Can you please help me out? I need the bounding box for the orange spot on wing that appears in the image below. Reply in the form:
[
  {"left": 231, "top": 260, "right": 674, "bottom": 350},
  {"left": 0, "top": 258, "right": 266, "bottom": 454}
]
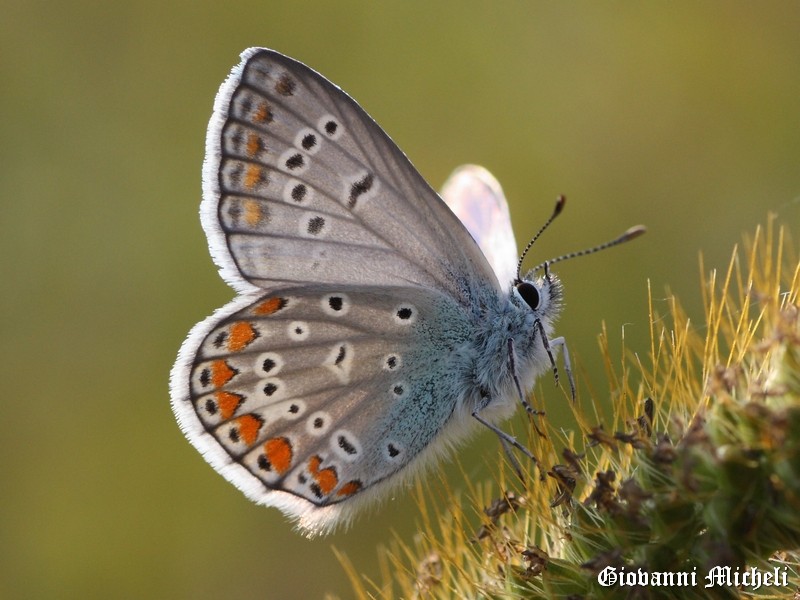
[
  {"left": 308, "top": 455, "right": 322, "bottom": 473},
  {"left": 211, "top": 360, "right": 237, "bottom": 388},
  {"left": 233, "top": 414, "right": 263, "bottom": 446},
  {"left": 319, "top": 471, "right": 339, "bottom": 495},
  {"left": 336, "top": 480, "right": 362, "bottom": 498},
  {"left": 254, "top": 297, "right": 287, "bottom": 315},
  {"left": 253, "top": 102, "right": 273, "bottom": 124},
  {"left": 246, "top": 132, "right": 262, "bottom": 157},
  {"left": 308, "top": 455, "right": 339, "bottom": 495},
  {"left": 228, "top": 321, "right": 257, "bottom": 351},
  {"left": 215, "top": 391, "right": 245, "bottom": 420},
  {"left": 243, "top": 200, "right": 262, "bottom": 227},
  {"left": 244, "top": 164, "right": 264, "bottom": 190},
  {"left": 264, "top": 437, "right": 293, "bottom": 474}
]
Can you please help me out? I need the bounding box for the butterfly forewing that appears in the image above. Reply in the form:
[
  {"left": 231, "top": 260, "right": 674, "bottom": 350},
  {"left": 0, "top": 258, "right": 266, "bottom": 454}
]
[
  {"left": 440, "top": 165, "right": 518, "bottom": 287},
  {"left": 204, "top": 48, "right": 497, "bottom": 301}
]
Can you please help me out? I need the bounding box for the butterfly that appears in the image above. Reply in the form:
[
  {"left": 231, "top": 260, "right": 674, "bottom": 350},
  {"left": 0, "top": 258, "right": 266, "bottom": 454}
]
[{"left": 170, "top": 48, "right": 644, "bottom": 536}]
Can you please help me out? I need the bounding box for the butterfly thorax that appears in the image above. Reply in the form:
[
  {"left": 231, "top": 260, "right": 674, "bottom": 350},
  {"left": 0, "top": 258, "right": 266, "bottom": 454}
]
[{"left": 458, "top": 273, "right": 563, "bottom": 423}]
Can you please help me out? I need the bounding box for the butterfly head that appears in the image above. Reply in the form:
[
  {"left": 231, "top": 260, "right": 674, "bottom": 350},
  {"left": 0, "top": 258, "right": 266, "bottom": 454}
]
[{"left": 512, "top": 268, "right": 563, "bottom": 323}]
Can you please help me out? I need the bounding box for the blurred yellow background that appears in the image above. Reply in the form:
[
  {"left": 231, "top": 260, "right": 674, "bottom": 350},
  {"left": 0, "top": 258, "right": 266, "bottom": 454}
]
[{"left": 2, "top": 2, "right": 799, "bottom": 598}]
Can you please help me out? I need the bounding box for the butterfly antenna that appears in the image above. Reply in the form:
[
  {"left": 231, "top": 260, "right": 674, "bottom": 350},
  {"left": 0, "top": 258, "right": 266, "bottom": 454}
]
[
  {"left": 515, "top": 195, "right": 567, "bottom": 280},
  {"left": 530, "top": 224, "right": 647, "bottom": 273}
]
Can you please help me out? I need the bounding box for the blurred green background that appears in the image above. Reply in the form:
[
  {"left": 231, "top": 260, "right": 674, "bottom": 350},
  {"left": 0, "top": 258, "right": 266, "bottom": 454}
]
[{"left": 2, "top": 1, "right": 799, "bottom": 598}]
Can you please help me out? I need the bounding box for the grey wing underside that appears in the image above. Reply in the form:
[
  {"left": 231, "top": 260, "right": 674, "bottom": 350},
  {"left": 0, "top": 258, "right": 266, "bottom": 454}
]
[
  {"left": 202, "top": 48, "right": 499, "bottom": 304},
  {"left": 172, "top": 284, "right": 477, "bottom": 519}
]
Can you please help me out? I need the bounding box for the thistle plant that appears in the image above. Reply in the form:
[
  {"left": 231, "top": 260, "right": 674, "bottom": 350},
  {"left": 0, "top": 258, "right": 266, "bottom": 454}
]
[{"left": 338, "top": 217, "right": 800, "bottom": 599}]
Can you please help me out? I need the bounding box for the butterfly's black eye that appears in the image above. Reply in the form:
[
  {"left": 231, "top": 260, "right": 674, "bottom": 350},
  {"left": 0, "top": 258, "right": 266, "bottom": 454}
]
[{"left": 516, "top": 282, "right": 540, "bottom": 310}]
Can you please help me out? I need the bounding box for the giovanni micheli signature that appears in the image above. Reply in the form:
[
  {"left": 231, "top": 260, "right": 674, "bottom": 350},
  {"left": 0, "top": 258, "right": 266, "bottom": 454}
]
[{"left": 597, "top": 565, "right": 789, "bottom": 591}]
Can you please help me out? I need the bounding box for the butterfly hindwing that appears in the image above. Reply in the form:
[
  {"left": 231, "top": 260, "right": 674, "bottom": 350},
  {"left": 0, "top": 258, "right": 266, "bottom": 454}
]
[
  {"left": 203, "top": 48, "right": 498, "bottom": 301},
  {"left": 173, "top": 284, "right": 475, "bottom": 533}
]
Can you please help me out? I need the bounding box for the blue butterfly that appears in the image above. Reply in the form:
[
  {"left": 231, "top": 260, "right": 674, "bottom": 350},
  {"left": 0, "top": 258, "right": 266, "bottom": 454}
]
[{"left": 170, "top": 48, "right": 644, "bottom": 536}]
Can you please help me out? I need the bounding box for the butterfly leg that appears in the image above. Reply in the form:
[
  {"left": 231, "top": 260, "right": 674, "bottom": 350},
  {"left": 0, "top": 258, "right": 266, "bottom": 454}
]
[
  {"left": 472, "top": 410, "right": 539, "bottom": 468},
  {"left": 507, "top": 339, "right": 547, "bottom": 440},
  {"left": 506, "top": 338, "right": 545, "bottom": 418},
  {"left": 499, "top": 436, "right": 528, "bottom": 486},
  {"left": 549, "top": 336, "right": 576, "bottom": 401},
  {"left": 534, "top": 319, "right": 559, "bottom": 386},
  {"left": 535, "top": 321, "right": 576, "bottom": 402}
]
